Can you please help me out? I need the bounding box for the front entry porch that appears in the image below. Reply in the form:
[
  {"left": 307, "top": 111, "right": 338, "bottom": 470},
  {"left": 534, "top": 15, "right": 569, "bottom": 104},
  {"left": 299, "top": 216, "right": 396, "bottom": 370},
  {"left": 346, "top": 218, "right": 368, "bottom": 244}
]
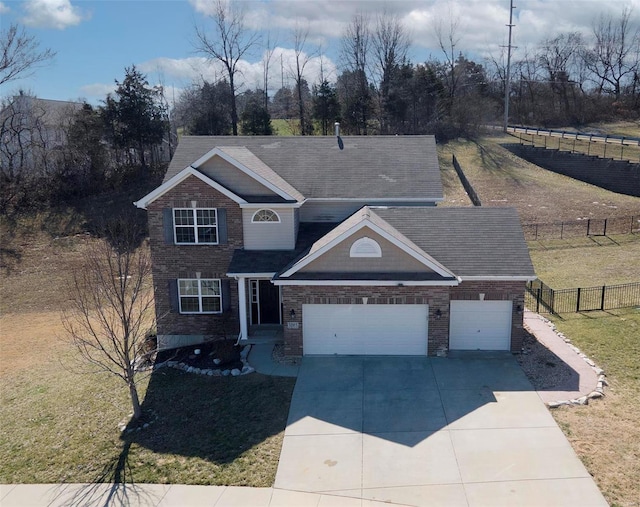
[{"left": 235, "top": 276, "right": 282, "bottom": 343}]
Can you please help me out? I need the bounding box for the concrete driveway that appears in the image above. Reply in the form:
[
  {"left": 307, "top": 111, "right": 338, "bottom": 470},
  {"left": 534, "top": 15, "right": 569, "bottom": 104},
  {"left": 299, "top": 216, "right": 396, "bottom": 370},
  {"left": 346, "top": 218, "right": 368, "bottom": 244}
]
[{"left": 275, "top": 353, "right": 608, "bottom": 507}]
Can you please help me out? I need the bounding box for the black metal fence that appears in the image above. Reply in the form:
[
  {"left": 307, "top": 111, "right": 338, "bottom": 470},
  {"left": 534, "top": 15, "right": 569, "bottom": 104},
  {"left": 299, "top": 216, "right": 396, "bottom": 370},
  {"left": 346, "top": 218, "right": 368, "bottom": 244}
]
[
  {"left": 525, "top": 279, "right": 640, "bottom": 314},
  {"left": 523, "top": 215, "right": 640, "bottom": 241}
]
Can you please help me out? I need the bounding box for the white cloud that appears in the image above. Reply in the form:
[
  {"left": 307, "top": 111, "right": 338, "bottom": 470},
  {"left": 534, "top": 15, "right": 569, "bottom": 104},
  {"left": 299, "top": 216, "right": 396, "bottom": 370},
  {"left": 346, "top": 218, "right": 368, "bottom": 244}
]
[
  {"left": 220, "top": 0, "right": 640, "bottom": 62},
  {"left": 79, "top": 83, "right": 116, "bottom": 99},
  {"left": 22, "top": 0, "right": 85, "bottom": 30},
  {"left": 0, "top": 2, "right": 10, "bottom": 14},
  {"left": 139, "top": 49, "right": 339, "bottom": 96}
]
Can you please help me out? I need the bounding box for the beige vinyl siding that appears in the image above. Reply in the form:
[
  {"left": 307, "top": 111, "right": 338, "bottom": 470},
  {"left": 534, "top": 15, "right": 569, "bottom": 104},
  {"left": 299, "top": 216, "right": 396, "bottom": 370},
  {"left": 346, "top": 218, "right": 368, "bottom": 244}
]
[
  {"left": 198, "top": 156, "right": 279, "bottom": 198},
  {"left": 299, "top": 229, "right": 432, "bottom": 273},
  {"left": 242, "top": 207, "right": 296, "bottom": 250}
]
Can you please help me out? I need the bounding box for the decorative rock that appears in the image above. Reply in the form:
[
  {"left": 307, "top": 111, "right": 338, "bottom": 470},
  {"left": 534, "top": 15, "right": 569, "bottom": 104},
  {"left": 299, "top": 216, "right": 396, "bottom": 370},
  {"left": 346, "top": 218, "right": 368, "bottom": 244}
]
[
  {"left": 222, "top": 369, "right": 230, "bottom": 376},
  {"left": 548, "top": 401, "right": 569, "bottom": 408},
  {"left": 588, "top": 391, "right": 604, "bottom": 399},
  {"left": 584, "top": 358, "right": 596, "bottom": 367},
  {"left": 595, "top": 368, "right": 605, "bottom": 376},
  {"left": 240, "top": 346, "right": 251, "bottom": 359},
  {"left": 231, "top": 368, "right": 241, "bottom": 376},
  {"left": 213, "top": 358, "right": 222, "bottom": 365},
  {"left": 207, "top": 370, "right": 214, "bottom": 376},
  {"left": 241, "top": 365, "right": 255, "bottom": 374},
  {"left": 571, "top": 396, "right": 589, "bottom": 405}
]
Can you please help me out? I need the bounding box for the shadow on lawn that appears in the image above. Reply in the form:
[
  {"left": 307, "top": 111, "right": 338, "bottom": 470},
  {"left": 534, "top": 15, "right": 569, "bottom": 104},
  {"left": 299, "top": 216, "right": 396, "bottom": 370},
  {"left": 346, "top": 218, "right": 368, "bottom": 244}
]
[{"left": 126, "top": 367, "right": 295, "bottom": 463}]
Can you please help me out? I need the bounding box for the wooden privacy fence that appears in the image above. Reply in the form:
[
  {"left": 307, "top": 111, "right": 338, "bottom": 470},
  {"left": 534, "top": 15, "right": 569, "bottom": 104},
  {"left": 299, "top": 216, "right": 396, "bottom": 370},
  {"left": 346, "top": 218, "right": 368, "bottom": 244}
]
[
  {"left": 525, "top": 280, "right": 640, "bottom": 314},
  {"left": 523, "top": 215, "right": 640, "bottom": 240}
]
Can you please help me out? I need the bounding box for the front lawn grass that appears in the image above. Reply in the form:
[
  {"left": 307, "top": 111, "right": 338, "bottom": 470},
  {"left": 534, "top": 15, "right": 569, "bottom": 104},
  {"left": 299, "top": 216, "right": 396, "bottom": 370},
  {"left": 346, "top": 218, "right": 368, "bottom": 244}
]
[
  {"left": 0, "top": 221, "right": 296, "bottom": 486},
  {"left": 547, "top": 308, "right": 640, "bottom": 507},
  {"left": 0, "top": 347, "right": 295, "bottom": 485}
]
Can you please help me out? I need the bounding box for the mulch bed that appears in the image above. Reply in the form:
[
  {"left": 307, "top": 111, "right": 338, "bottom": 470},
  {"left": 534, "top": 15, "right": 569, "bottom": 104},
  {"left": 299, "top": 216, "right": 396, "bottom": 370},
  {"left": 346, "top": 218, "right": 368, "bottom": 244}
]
[{"left": 154, "top": 339, "right": 244, "bottom": 371}]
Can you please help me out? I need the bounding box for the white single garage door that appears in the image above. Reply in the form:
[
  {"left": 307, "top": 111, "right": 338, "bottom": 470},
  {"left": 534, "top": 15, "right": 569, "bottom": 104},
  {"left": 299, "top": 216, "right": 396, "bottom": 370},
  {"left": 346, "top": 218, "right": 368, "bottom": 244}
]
[
  {"left": 449, "top": 300, "right": 512, "bottom": 350},
  {"left": 302, "top": 304, "right": 428, "bottom": 355}
]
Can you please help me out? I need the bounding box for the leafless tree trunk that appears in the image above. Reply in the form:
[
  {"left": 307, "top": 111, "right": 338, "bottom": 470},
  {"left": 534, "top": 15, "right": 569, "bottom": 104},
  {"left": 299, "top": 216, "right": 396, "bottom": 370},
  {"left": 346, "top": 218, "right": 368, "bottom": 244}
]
[
  {"left": 290, "top": 24, "right": 316, "bottom": 135},
  {"left": 341, "top": 12, "right": 372, "bottom": 135},
  {"left": 0, "top": 93, "right": 49, "bottom": 210},
  {"left": 194, "top": 0, "right": 260, "bottom": 136},
  {"left": 372, "top": 10, "right": 411, "bottom": 134},
  {"left": 0, "top": 23, "right": 55, "bottom": 86},
  {"left": 262, "top": 32, "right": 277, "bottom": 112},
  {"left": 582, "top": 6, "right": 639, "bottom": 99},
  {"left": 434, "top": 10, "right": 462, "bottom": 100},
  {"left": 62, "top": 220, "right": 155, "bottom": 421}
]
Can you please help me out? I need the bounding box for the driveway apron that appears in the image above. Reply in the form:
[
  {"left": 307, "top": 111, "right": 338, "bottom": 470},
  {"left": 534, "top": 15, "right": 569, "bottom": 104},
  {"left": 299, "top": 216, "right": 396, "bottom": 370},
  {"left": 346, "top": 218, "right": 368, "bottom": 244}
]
[{"left": 275, "top": 354, "right": 608, "bottom": 507}]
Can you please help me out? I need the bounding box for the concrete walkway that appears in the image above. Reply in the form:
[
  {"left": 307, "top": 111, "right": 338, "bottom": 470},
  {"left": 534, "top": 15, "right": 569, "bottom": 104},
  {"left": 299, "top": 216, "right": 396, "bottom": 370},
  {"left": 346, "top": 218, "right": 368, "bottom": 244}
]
[
  {"left": 0, "top": 483, "right": 410, "bottom": 506},
  {"left": 523, "top": 310, "right": 601, "bottom": 404}
]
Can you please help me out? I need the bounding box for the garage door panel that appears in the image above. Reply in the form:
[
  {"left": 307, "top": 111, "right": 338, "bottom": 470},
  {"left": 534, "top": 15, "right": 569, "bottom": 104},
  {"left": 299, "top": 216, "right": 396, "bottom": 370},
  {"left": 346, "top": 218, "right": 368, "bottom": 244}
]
[
  {"left": 303, "top": 304, "right": 428, "bottom": 356},
  {"left": 449, "top": 301, "right": 512, "bottom": 351}
]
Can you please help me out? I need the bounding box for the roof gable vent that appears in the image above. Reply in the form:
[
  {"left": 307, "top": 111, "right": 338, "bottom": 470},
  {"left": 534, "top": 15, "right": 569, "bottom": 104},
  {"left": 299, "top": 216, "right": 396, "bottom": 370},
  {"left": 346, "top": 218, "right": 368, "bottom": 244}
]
[{"left": 350, "top": 237, "right": 382, "bottom": 258}]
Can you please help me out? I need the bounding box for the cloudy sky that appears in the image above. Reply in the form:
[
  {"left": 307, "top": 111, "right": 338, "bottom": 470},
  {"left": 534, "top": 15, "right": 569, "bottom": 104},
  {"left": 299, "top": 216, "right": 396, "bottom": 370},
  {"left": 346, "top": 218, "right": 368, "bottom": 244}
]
[{"left": 1, "top": 0, "right": 638, "bottom": 104}]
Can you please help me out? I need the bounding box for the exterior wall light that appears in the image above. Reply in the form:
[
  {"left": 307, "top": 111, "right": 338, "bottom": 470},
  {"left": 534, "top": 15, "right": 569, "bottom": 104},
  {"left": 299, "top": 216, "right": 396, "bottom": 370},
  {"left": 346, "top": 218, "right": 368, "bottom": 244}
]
[
  {"left": 435, "top": 309, "right": 442, "bottom": 320},
  {"left": 290, "top": 309, "right": 296, "bottom": 319}
]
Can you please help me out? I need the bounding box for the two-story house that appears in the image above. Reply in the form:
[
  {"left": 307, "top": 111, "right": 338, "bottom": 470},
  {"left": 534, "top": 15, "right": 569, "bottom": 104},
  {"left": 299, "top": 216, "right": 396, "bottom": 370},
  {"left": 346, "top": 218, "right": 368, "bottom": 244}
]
[{"left": 135, "top": 135, "right": 535, "bottom": 357}]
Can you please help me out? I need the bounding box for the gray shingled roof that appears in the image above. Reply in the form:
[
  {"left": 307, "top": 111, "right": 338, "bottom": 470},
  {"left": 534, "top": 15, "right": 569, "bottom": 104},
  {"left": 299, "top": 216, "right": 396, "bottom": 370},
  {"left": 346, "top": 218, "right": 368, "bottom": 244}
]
[
  {"left": 234, "top": 207, "right": 534, "bottom": 280},
  {"left": 165, "top": 136, "right": 443, "bottom": 200},
  {"left": 372, "top": 207, "right": 535, "bottom": 278}
]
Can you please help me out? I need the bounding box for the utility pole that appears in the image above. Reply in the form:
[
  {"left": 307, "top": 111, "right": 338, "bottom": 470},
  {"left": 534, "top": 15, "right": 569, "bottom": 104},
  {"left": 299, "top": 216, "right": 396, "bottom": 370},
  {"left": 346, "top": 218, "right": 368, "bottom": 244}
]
[{"left": 503, "top": 0, "right": 516, "bottom": 132}]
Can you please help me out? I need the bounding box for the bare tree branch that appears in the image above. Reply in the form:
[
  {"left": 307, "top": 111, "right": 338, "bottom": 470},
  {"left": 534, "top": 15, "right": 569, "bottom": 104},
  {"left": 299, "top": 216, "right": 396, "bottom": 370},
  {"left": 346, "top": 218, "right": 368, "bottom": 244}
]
[
  {"left": 1, "top": 23, "right": 55, "bottom": 86},
  {"left": 62, "top": 219, "right": 155, "bottom": 421},
  {"left": 193, "top": 0, "right": 260, "bottom": 135}
]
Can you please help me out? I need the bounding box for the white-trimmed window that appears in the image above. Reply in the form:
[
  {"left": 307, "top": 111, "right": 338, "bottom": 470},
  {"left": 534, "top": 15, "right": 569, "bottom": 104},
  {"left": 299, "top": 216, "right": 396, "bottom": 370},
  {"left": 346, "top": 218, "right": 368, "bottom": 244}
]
[
  {"left": 178, "top": 279, "right": 222, "bottom": 313},
  {"left": 350, "top": 237, "right": 382, "bottom": 258},
  {"left": 251, "top": 209, "right": 280, "bottom": 223},
  {"left": 174, "top": 208, "right": 218, "bottom": 244}
]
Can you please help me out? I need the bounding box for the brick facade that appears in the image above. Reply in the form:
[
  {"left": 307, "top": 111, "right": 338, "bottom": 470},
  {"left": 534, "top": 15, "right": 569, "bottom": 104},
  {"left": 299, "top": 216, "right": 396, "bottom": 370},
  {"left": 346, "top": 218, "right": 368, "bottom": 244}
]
[
  {"left": 147, "top": 175, "right": 243, "bottom": 343},
  {"left": 451, "top": 281, "right": 527, "bottom": 353},
  {"left": 144, "top": 176, "right": 527, "bottom": 355},
  {"left": 281, "top": 285, "right": 451, "bottom": 356},
  {"left": 281, "top": 281, "right": 526, "bottom": 357}
]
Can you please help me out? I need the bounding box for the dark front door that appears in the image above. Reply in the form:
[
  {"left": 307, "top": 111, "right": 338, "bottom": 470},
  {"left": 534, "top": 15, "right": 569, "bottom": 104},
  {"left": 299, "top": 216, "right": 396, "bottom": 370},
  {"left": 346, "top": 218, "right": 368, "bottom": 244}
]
[{"left": 258, "top": 280, "right": 281, "bottom": 324}]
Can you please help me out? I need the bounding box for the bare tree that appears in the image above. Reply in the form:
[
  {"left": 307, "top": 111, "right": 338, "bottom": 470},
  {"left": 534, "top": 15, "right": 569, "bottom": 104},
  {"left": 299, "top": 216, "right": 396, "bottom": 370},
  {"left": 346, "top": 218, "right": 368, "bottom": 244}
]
[
  {"left": 290, "top": 23, "right": 316, "bottom": 135},
  {"left": 1, "top": 23, "right": 55, "bottom": 86},
  {"left": 0, "top": 93, "right": 50, "bottom": 210},
  {"left": 341, "top": 12, "right": 372, "bottom": 134},
  {"left": 538, "top": 32, "right": 584, "bottom": 121},
  {"left": 62, "top": 220, "right": 155, "bottom": 421},
  {"left": 582, "top": 6, "right": 640, "bottom": 99},
  {"left": 372, "top": 10, "right": 411, "bottom": 134},
  {"left": 194, "top": 0, "right": 260, "bottom": 135},
  {"left": 262, "top": 32, "right": 277, "bottom": 112},
  {"left": 434, "top": 10, "right": 462, "bottom": 99}
]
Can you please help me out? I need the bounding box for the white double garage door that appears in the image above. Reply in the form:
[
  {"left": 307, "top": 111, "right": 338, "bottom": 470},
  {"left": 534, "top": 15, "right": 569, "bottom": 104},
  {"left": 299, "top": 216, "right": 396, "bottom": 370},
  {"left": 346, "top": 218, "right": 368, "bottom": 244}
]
[{"left": 302, "top": 301, "right": 512, "bottom": 355}]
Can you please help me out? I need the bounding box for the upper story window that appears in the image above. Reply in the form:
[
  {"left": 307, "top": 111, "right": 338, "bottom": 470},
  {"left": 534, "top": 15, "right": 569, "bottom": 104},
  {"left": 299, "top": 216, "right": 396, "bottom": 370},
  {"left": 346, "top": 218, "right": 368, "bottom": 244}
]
[
  {"left": 251, "top": 209, "right": 280, "bottom": 223},
  {"left": 350, "top": 237, "right": 382, "bottom": 258},
  {"left": 174, "top": 208, "right": 218, "bottom": 244},
  {"left": 178, "top": 278, "right": 222, "bottom": 313}
]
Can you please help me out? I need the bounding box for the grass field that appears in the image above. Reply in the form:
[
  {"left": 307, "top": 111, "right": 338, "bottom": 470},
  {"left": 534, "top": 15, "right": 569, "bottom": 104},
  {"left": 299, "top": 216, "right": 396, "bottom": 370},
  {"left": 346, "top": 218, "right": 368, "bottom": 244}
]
[
  {"left": 530, "top": 234, "right": 640, "bottom": 287},
  {"left": 442, "top": 134, "right": 640, "bottom": 223},
  {"left": 0, "top": 218, "right": 295, "bottom": 486},
  {"left": 546, "top": 309, "right": 640, "bottom": 507}
]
